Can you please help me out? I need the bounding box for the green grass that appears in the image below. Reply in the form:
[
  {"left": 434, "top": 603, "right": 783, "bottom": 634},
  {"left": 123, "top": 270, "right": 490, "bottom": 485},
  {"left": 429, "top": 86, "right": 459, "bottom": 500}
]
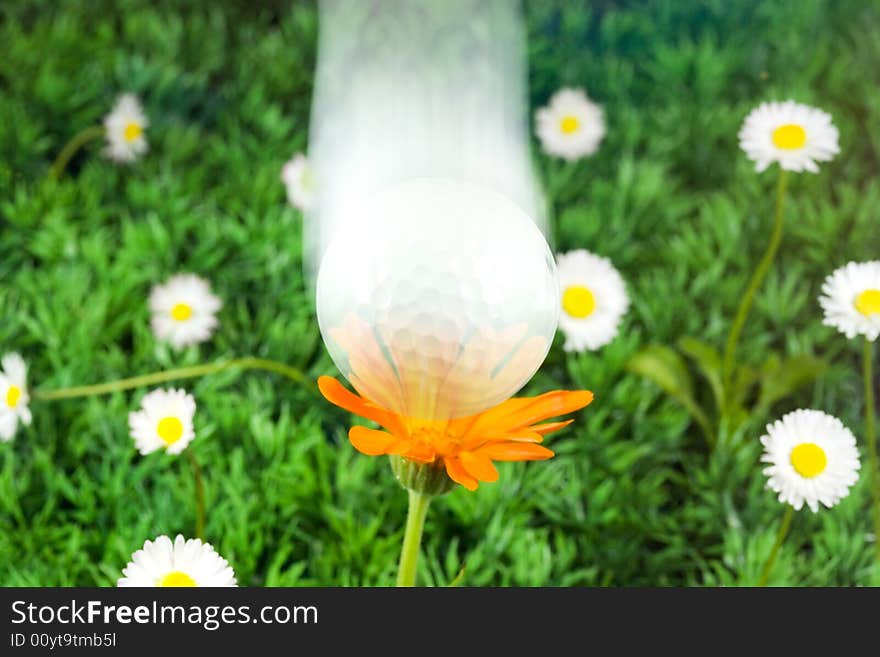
[{"left": 1, "top": 0, "right": 879, "bottom": 586}]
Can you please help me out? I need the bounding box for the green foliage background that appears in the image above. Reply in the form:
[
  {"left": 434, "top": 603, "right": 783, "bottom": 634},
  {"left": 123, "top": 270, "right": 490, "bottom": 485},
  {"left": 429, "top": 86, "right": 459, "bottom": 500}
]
[{"left": 1, "top": 0, "right": 879, "bottom": 586}]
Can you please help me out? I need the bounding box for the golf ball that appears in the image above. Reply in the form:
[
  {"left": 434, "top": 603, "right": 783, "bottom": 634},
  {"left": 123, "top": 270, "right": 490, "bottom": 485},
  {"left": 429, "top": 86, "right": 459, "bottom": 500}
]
[{"left": 316, "top": 178, "right": 558, "bottom": 421}]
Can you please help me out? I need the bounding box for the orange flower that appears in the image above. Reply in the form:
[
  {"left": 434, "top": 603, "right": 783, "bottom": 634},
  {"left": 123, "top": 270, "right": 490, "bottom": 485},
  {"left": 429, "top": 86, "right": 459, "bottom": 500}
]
[{"left": 318, "top": 376, "right": 593, "bottom": 491}]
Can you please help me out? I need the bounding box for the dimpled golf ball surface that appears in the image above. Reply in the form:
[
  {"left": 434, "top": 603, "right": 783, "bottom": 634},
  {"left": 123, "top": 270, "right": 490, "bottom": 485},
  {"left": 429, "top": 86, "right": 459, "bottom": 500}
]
[{"left": 316, "top": 178, "right": 559, "bottom": 421}]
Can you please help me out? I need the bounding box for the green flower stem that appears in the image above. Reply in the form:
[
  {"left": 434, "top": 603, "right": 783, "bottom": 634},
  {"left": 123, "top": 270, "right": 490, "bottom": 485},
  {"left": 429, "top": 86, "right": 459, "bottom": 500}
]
[
  {"left": 864, "top": 338, "right": 880, "bottom": 564},
  {"left": 31, "top": 357, "right": 312, "bottom": 401},
  {"left": 396, "top": 489, "right": 432, "bottom": 587},
  {"left": 722, "top": 168, "right": 789, "bottom": 394},
  {"left": 757, "top": 505, "right": 794, "bottom": 587},
  {"left": 187, "top": 449, "right": 206, "bottom": 541},
  {"left": 48, "top": 125, "right": 105, "bottom": 180}
]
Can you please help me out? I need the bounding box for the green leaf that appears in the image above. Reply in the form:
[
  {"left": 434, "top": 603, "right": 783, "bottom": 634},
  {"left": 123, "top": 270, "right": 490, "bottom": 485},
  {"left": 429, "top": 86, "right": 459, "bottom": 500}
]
[
  {"left": 757, "top": 354, "right": 828, "bottom": 414},
  {"left": 448, "top": 566, "right": 467, "bottom": 587},
  {"left": 719, "top": 363, "right": 759, "bottom": 434},
  {"left": 678, "top": 337, "right": 724, "bottom": 412},
  {"left": 626, "top": 345, "right": 714, "bottom": 444},
  {"left": 627, "top": 344, "right": 694, "bottom": 398},
  {"left": 730, "top": 363, "right": 760, "bottom": 409}
]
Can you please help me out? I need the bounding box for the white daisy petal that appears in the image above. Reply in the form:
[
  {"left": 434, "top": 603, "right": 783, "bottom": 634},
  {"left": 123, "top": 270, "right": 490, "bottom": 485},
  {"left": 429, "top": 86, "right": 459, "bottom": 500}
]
[
  {"left": 149, "top": 273, "right": 222, "bottom": 349},
  {"left": 0, "top": 412, "right": 16, "bottom": 442},
  {"left": 738, "top": 100, "right": 839, "bottom": 174},
  {"left": 281, "top": 152, "right": 316, "bottom": 210},
  {"left": 118, "top": 534, "right": 237, "bottom": 587},
  {"left": 535, "top": 87, "right": 605, "bottom": 161},
  {"left": 819, "top": 261, "right": 880, "bottom": 341},
  {"left": 555, "top": 249, "right": 629, "bottom": 352},
  {"left": 760, "top": 409, "right": 860, "bottom": 513},
  {"left": 1, "top": 353, "right": 27, "bottom": 387},
  {"left": 103, "top": 93, "right": 149, "bottom": 164},
  {"left": 0, "top": 353, "right": 31, "bottom": 442},
  {"left": 128, "top": 388, "right": 197, "bottom": 456}
]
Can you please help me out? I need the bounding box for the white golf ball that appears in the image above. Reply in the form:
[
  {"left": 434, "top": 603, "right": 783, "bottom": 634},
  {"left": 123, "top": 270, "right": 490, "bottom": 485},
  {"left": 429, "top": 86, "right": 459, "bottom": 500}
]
[{"left": 316, "top": 178, "right": 558, "bottom": 421}]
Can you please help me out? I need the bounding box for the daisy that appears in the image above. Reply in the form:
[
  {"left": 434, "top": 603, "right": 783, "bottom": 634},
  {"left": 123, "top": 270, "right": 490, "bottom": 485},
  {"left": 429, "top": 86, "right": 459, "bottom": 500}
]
[
  {"left": 103, "top": 93, "right": 149, "bottom": 163},
  {"left": 0, "top": 353, "right": 32, "bottom": 442},
  {"left": 149, "top": 273, "right": 222, "bottom": 349},
  {"left": 129, "top": 388, "right": 196, "bottom": 456},
  {"left": 738, "top": 100, "right": 839, "bottom": 173},
  {"left": 556, "top": 249, "right": 629, "bottom": 352},
  {"left": 819, "top": 261, "right": 880, "bottom": 341},
  {"left": 281, "top": 152, "right": 315, "bottom": 210},
  {"left": 535, "top": 87, "right": 605, "bottom": 161},
  {"left": 118, "top": 534, "right": 237, "bottom": 587},
  {"left": 760, "top": 409, "right": 860, "bottom": 513}
]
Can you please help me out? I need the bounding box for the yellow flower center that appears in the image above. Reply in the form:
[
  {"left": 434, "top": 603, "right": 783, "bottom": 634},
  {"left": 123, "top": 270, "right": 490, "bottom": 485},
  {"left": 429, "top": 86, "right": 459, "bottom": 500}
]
[
  {"left": 159, "top": 571, "right": 196, "bottom": 587},
  {"left": 790, "top": 442, "right": 827, "bottom": 478},
  {"left": 560, "top": 115, "right": 580, "bottom": 134},
  {"left": 170, "top": 303, "right": 193, "bottom": 321},
  {"left": 123, "top": 122, "right": 143, "bottom": 142},
  {"left": 855, "top": 289, "right": 880, "bottom": 316},
  {"left": 6, "top": 385, "right": 21, "bottom": 408},
  {"left": 562, "top": 285, "right": 596, "bottom": 319},
  {"left": 157, "top": 416, "right": 184, "bottom": 446},
  {"left": 771, "top": 124, "right": 807, "bottom": 150}
]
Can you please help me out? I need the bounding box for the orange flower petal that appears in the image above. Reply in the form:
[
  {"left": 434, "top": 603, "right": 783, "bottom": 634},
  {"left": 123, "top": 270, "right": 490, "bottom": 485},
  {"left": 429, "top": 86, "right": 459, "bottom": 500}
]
[
  {"left": 399, "top": 442, "right": 437, "bottom": 463},
  {"left": 318, "top": 376, "right": 407, "bottom": 436},
  {"left": 502, "top": 390, "right": 594, "bottom": 429},
  {"left": 476, "top": 442, "right": 555, "bottom": 461},
  {"left": 463, "top": 390, "right": 592, "bottom": 438},
  {"left": 531, "top": 419, "right": 574, "bottom": 435},
  {"left": 349, "top": 426, "right": 397, "bottom": 456},
  {"left": 318, "top": 375, "right": 372, "bottom": 416},
  {"left": 483, "top": 431, "right": 544, "bottom": 444},
  {"left": 459, "top": 451, "right": 499, "bottom": 483},
  {"left": 444, "top": 457, "right": 479, "bottom": 491}
]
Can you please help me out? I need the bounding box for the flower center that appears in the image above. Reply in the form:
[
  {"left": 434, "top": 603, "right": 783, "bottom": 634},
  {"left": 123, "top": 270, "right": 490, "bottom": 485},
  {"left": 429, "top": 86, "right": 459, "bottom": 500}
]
[
  {"left": 159, "top": 571, "right": 196, "bottom": 587},
  {"left": 411, "top": 426, "right": 459, "bottom": 456},
  {"left": 790, "top": 442, "right": 827, "bottom": 478},
  {"left": 560, "top": 115, "right": 580, "bottom": 134},
  {"left": 855, "top": 288, "right": 880, "bottom": 316},
  {"left": 170, "top": 303, "right": 193, "bottom": 321},
  {"left": 6, "top": 385, "right": 21, "bottom": 408},
  {"left": 562, "top": 285, "right": 596, "bottom": 319},
  {"left": 157, "top": 416, "right": 184, "bottom": 445},
  {"left": 123, "top": 122, "right": 143, "bottom": 142},
  {"left": 771, "top": 123, "right": 807, "bottom": 150}
]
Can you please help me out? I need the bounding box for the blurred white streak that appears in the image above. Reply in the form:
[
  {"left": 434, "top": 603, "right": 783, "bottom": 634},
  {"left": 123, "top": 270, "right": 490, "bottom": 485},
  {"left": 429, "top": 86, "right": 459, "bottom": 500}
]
[{"left": 305, "top": 0, "right": 544, "bottom": 281}]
